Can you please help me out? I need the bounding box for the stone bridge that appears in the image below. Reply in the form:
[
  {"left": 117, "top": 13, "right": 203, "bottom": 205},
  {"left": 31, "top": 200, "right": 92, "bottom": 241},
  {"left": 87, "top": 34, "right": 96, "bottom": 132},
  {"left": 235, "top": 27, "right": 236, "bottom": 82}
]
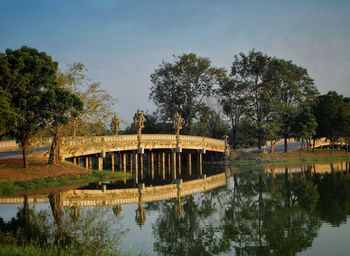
[{"left": 60, "top": 134, "right": 227, "bottom": 159}]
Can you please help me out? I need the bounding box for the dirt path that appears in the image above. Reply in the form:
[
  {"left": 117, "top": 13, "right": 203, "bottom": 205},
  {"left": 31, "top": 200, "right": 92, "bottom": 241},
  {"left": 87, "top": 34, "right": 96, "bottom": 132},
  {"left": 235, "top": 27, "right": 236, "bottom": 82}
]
[{"left": 0, "top": 153, "right": 89, "bottom": 182}]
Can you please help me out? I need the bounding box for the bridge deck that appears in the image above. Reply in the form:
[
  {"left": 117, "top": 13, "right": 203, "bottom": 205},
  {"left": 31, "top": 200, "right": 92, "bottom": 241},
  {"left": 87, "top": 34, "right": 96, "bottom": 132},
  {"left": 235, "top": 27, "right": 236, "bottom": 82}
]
[{"left": 60, "top": 134, "right": 226, "bottom": 158}]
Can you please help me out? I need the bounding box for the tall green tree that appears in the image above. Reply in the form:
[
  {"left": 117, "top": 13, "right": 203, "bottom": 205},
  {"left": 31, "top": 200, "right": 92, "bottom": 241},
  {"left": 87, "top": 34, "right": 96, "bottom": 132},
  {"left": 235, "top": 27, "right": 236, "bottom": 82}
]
[
  {"left": 46, "top": 86, "right": 83, "bottom": 165},
  {"left": 230, "top": 50, "right": 272, "bottom": 149},
  {"left": 312, "top": 91, "right": 349, "bottom": 153},
  {"left": 292, "top": 108, "right": 318, "bottom": 152},
  {"left": 217, "top": 78, "right": 245, "bottom": 149},
  {"left": 266, "top": 58, "right": 318, "bottom": 152},
  {"left": 0, "top": 46, "right": 58, "bottom": 168},
  {"left": 63, "top": 63, "right": 116, "bottom": 136},
  {"left": 150, "top": 53, "right": 226, "bottom": 134},
  {"left": 0, "top": 87, "right": 16, "bottom": 138}
]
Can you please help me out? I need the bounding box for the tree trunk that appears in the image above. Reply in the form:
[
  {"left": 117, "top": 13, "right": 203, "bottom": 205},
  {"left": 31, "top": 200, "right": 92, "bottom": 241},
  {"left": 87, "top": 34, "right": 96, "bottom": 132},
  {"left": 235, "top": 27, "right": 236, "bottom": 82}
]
[
  {"left": 306, "top": 138, "right": 310, "bottom": 151},
  {"left": 330, "top": 139, "right": 334, "bottom": 155},
  {"left": 231, "top": 118, "right": 238, "bottom": 150},
  {"left": 270, "top": 141, "right": 275, "bottom": 153},
  {"left": 312, "top": 138, "right": 316, "bottom": 152},
  {"left": 299, "top": 138, "right": 304, "bottom": 156},
  {"left": 284, "top": 135, "right": 288, "bottom": 153},
  {"left": 22, "top": 142, "right": 29, "bottom": 169},
  {"left": 48, "top": 125, "right": 63, "bottom": 166}
]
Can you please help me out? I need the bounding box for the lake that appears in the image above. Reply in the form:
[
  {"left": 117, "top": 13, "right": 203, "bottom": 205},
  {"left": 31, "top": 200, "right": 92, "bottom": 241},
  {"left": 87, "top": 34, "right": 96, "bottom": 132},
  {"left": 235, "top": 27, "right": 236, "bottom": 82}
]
[{"left": 1, "top": 161, "right": 350, "bottom": 255}]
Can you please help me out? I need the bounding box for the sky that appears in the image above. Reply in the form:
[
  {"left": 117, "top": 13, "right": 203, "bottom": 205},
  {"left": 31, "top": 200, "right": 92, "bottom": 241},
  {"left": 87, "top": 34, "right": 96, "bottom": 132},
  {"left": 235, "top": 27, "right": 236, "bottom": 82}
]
[{"left": 1, "top": 0, "right": 349, "bottom": 124}]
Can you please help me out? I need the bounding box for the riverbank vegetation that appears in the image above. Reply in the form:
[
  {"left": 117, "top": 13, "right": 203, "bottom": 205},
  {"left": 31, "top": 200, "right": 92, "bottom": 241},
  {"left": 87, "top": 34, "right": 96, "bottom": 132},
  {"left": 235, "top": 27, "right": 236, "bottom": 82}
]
[
  {"left": 232, "top": 150, "right": 350, "bottom": 165},
  {"left": 0, "top": 156, "right": 129, "bottom": 196}
]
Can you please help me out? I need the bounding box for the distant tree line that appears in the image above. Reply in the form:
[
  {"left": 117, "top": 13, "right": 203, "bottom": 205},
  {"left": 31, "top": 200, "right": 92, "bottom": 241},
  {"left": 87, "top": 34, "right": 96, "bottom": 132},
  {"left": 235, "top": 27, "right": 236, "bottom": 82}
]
[
  {"left": 146, "top": 51, "right": 350, "bottom": 152},
  {"left": 0, "top": 46, "right": 115, "bottom": 168}
]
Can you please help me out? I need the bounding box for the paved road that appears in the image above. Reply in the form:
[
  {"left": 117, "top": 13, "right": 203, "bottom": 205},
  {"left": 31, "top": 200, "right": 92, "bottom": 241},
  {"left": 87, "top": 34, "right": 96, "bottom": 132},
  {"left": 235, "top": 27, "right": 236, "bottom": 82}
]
[
  {"left": 247, "top": 141, "right": 303, "bottom": 153},
  {"left": 0, "top": 147, "right": 48, "bottom": 158}
]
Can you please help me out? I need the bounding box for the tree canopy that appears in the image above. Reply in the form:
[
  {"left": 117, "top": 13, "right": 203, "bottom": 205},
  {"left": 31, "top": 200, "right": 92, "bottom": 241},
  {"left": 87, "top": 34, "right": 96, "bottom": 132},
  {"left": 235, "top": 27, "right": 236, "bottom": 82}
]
[
  {"left": 0, "top": 46, "right": 59, "bottom": 168},
  {"left": 150, "top": 53, "right": 226, "bottom": 134}
]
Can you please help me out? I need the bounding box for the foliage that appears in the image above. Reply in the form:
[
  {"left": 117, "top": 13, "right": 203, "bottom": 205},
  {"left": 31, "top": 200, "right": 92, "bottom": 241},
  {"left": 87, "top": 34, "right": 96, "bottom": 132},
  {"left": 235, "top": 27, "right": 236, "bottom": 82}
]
[
  {"left": 292, "top": 108, "right": 318, "bottom": 151},
  {"left": 0, "top": 205, "right": 124, "bottom": 256},
  {"left": 226, "top": 49, "right": 318, "bottom": 150},
  {"left": 216, "top": 78, "right": 245, "bottom": 148},
  {"left": 0, "top": 88, "right": 16, "bottom": 139},
  {"left": 192, "top": 104, "right": 229, "bottom": 139},
  {"left": 266, "top": 58, "right": 318, "bottom": 151},
  {"left": 230, "top": 50, "right": 273, "bottom": 149},
  {"left": 312, "top": 91, "right": 350, "bottom": 148},
  {"left": 0, "top": 46, "right": 58, "bottom": 168},
  {"left": 150, "top": 53, "right": 226, "bottom": 134},
  {"left": 61, "top": 63, "right": 116, "bottom": 136}
]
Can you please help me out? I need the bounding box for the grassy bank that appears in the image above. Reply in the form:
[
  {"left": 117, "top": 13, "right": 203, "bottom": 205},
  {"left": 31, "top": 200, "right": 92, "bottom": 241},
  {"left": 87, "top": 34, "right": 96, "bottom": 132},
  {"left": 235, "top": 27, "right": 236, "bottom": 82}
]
[
  {"left": 0, "top": 170, "right": 129, "bottom": 196},
  {"left": 0, "top": 243, "right": 123, "bottom": 256},
  {"left": 232, "top": 150, "right": 350, "bottom": 165}
]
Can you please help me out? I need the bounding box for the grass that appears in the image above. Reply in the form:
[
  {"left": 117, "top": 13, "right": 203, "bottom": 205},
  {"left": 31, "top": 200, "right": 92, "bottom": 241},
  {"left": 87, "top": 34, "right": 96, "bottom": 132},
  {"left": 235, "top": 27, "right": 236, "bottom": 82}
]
[
  {"left": 0, "top": 170, "right": 130, "bottom": 196},
  {"left": 0, "top": 243, "right": 123, "bottom": 256},
  {"left": 231, "top": 150, "right": 350, "bottom": 165}
]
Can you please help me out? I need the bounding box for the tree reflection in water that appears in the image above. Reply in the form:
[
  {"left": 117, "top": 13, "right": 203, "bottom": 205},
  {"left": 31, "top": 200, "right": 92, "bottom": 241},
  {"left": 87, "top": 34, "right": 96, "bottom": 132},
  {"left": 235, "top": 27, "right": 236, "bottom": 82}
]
[
  {"left": 0, "top": 193, "right": 125, "bottom": 255},
  {"left": 152, "top": 168, "right": 327, "bottom": 256}
]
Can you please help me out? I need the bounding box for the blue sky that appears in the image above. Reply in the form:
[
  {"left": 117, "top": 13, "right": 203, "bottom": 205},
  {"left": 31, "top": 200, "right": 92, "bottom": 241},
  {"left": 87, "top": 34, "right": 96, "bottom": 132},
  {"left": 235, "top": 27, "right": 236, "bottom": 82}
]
[{"left": 1, "top": 0, "right": 349, "bottom": 123}]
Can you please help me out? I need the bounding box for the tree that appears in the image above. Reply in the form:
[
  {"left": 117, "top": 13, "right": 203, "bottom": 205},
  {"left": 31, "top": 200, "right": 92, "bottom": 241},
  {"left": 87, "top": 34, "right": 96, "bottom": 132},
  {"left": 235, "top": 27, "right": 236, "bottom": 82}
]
[
  {"left": 230, "top": 50, "right": 273, "bottom": 149},
  {"left": 192, "top": 106, "right": 229, "bottom": 139},
  {"left": 0, "top": 87, "right": 16, "bottom": 139},
  {"left": 229, "top": 50, "right": 317, "bottom": 151},
  {"left": 292, "top": 108, "right": 318, "bottom": 152},
  {"left": 58, "top": 63, "right": 116, "bottom": 137},
  {"left": 150, "top": 53, "right": 226, "bottom": 134},
  {"left": 46, "top": 86, "right": 83, "bottom": 165},
  {"left": 266, "top": 58, "right": 318, "bottom": 152},
  {"left": 312, "top": 91, "right": 349, "bottom": 153},
  {"left": 0, "top": 46, "right": 58, "bottom": 168},
  {"left": 217, "top": 78, "right": 245, "bottom": 149}
]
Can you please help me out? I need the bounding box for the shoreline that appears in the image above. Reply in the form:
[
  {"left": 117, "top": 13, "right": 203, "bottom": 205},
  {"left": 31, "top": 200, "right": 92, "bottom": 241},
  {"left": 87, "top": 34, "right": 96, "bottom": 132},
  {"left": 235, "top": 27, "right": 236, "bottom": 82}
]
[{"left": 231, "top": 150, "right": 350, "bottom": 165}]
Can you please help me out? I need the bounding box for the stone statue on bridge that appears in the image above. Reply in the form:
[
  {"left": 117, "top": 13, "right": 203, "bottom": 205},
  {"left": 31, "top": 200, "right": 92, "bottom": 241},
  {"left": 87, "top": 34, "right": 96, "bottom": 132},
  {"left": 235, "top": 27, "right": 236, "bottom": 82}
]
[
  {"left": 133, "top": 109, "right": 145, "bottom": 135},
  {"left": 173, "top": 112, "right": 183, "bottom": 135},
  {"left": 111, "top": 115, "right": 120, "bottom": 135}
]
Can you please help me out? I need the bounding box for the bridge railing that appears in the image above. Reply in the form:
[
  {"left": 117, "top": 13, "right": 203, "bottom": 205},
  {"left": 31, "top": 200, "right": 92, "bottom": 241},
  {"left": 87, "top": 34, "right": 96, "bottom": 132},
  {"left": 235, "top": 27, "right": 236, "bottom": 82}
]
[{"left": 0, "top": 140, "right": 18, "bottom": 151}]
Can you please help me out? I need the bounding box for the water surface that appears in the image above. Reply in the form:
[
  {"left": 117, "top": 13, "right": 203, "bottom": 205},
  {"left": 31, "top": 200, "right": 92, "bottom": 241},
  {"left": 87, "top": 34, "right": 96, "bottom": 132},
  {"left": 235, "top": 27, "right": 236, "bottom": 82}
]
[{"left": 1, "top": 162, "right": 350, "bottom": 255}]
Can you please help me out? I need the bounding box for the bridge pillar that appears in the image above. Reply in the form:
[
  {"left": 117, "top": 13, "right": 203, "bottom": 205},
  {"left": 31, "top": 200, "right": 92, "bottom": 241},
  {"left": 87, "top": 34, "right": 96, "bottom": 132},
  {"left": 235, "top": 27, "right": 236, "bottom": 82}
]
[
  {"left": 168, "top": 153, "right": 171, "bottom": 175},
  {"left": 151, "top": 151, "right": 154, "bottom": 179},
  {"left": 89, "top": 157, "right": 93, "bottom": 170},
  {"left": 85, "top": 157, "right": 89, "bottom": 169},
  {"left": 111, "top": 152, "right": 115, "bottom": 172},
  {"left": 140, "top": 153, "right": 144, "bottom": 178},
  {"left": 172, "top": 150, "right": 177, "bottom": 180},
  {"left": 157, "top": 153, "right": 161, "bottom": 175},
  {"left": 98, "top": 154, "right": 103, "bottom": 171},
  {"left": 134, "top": 152, "right": 139, "bottom": 184},
  {"left": 129, "top": 152, "right": 133, "bottom": 173},
  {"left": 73, "top": 157, "right": 77, "bottom": 165},
  {"left": 178, "top": 153, "right": 181, "bottom": 175},
  {"left": 188, "top": 153, "right": 192, "bottom": 176},
  {"left": 162, "top": 152, "right": 166, "bottom": 180},
  {"left": 198, "top": 150, "right": 204, "bottom": 176},
  {"left": 122, "top": 153, "right": 126, "bottom": 174}
]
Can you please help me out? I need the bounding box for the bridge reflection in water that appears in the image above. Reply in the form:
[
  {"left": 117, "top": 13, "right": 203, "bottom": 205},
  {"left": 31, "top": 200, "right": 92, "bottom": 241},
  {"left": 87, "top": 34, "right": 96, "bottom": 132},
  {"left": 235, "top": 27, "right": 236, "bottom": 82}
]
[
  {"left": 0, "top": 165, "right": 230, "bottom": 226},
  {"left": 1, "top": 161, "right": 350, "bottom": 227}
]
